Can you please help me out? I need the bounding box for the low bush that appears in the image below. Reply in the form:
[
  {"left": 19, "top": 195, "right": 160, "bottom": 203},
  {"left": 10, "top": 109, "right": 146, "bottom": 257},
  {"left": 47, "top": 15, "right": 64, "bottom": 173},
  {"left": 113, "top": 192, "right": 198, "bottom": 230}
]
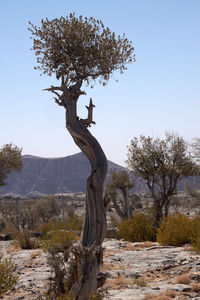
[
  {"left": 16, "top": 230, "right": 38, "bottom": 249},
  {"left": 41, "top": 230, "right": 78, "bottom": 261},
  {"left": 191, "top": 215, "right": 200, "bottom": 253},
  {"left": 156, "top": 213, "right": 193, "bottom": 246},
  {"left": 117, "top": 213, "right": 155, "bottom": 242},
  {"left": 0, "top": 255, "right": 18, "bottom": 295},
  {"left": 37, "top": 215, "right": 82, "bottom": 234},
  {"left": 37, "top": 219, "right": 63, "bottom": 233},
  {"left": 65, "top": 215, "right": 82, "bottom": 232},
  {"left": 89, "top": 292, "right": 102, "bottom": 300}
]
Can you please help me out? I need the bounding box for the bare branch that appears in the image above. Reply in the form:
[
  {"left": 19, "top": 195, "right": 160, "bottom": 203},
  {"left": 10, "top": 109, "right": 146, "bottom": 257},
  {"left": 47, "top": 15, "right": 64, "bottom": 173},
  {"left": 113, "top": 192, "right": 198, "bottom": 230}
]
[
  {"left": 43, "top": 85, "right": 64, "bottom": 92},
  {"left": 80, "top": 98, "right": 96, "bottom": 128}
]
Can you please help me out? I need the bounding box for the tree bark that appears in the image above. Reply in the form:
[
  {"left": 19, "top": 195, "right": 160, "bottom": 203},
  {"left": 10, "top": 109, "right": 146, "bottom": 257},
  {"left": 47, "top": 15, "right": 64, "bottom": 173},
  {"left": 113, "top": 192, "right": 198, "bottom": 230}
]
[{"left": 63, "top": 92, "right": 108, "bottom": 299}]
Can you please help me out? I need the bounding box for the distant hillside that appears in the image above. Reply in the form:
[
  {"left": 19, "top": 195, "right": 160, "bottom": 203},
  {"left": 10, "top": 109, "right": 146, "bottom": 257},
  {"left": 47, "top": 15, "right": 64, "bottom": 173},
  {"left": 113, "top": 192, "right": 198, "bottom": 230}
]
[
  {"left": 0, "top": 152, "right": 199, "bottom": 198},
  {"left": 0, "top": 152, "right": 127, "bottom": 197}
]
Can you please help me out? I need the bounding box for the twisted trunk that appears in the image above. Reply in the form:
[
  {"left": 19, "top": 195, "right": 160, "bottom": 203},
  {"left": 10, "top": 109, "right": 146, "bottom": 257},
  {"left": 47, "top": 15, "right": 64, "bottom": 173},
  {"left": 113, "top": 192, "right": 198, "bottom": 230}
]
[{"left": 63, "top": 93, "right": 108, "bottom": 299}]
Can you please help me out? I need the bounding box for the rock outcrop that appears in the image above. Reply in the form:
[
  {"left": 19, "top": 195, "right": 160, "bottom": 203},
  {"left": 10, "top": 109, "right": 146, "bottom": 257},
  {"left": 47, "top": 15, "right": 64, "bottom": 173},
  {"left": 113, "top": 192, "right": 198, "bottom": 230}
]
[{"left": 1, "top": 239, "right": 200, "bottom": 299}]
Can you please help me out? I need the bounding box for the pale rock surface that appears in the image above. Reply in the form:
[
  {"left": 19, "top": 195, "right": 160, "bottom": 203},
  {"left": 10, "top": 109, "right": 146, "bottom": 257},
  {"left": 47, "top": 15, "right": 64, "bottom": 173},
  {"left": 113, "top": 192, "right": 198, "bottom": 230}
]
[{"left": 0, "top": 239, "right": 200, "bottom": 299}]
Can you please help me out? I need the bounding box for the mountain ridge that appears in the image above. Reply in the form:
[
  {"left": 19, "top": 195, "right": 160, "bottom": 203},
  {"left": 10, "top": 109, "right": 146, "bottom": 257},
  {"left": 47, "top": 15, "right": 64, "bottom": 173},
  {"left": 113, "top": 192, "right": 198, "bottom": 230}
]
[
  {"left": 0, "top": 152, "right": 126, "bottom": 197},
  {"left": 0, "top": 152, "right": 199, "bottom": 198}
]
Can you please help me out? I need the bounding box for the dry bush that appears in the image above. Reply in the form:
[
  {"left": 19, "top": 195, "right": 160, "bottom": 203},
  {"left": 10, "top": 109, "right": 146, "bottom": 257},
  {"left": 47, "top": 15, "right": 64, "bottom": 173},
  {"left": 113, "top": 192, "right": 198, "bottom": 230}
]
[
  {"left": 103, "top": 250, "right": 118, "bottom": 258},
  {"left": 118, "top": 213, "right": 155, "bottom": 242},
  {"left": 37, "top": 215, "right": 82, "bottom": 234},
  {"left": 157, "top": 213, "right": 193, "bottom": 246},
  {"left": 41, "top": 230, "right": 78, "bottom": 261},
  {"left": 134, "top": 277, "right": 148, "bottom": 287},
  {"left": 0, "top": 255, "right": 18, "bottom": 295},
  {"left": 101, "top": 262, "right": 126, "bottom": 271},
  {"left": 29, "top": 250, "right": 42, "bottom": 260},
  {"left": 6, "top": 243, "right": 21, "bottom": 255},
  {"left": 124, "top": 241, "right": 154, "bottom": 251},
  {"left": 46, "top": 290, "right": 75, "bottom": 300},
  {"left": 191, "top": 215, "right": 200, "bottom": 253},
  {"left": 175, "top": 274, "right": 191, "bottom": 284},
  {"left": 89, "top": 293, "right": 102, "bottom": 300},
  {"left": 106, "top": 276, "right": 132, "bottom": 289},
  {"left": 32, "top": 196, "right": 61, "bottom": 224},
  {"left": 16, "top": 230, "right": 39, "bottom": 249},
  {"left": 144, "top": 290, "right": 176, "bottom": 300}
]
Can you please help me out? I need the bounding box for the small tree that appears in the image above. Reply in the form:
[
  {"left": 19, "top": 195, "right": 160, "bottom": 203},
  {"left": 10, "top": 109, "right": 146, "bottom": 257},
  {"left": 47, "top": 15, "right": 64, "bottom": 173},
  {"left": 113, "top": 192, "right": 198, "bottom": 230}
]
[
  {"left": 106, "top": 170, "right": 134, "bottom": 219},
  {"left": 29, "top": 14, "right": 135, "bottom": 299},
  {"left": 127, "top": 133, "right": 198, "bottom": 226},
  {"left": 0, "top": 143, "right": 22, "bottom": 188}
]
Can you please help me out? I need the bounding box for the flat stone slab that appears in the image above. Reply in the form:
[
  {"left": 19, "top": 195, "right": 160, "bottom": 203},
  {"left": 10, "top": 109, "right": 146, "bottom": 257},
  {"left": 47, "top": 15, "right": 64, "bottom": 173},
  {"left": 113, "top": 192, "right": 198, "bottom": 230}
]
[{"left": 1, "top": 239, "right": 200, "bottom": 299}]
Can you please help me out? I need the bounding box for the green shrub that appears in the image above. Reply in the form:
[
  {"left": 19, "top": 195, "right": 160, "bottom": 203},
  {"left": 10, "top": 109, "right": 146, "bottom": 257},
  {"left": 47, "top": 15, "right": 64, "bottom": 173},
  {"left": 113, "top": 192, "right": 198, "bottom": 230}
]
[
  {"left": 37, "top": 219, "right": 63, "bottom": 233},
  {"left": 90, "top": 292, "right": 102, "bottom": 300},
  {"left": 191, "top": 215, "right": 200, "bottom": 253},
  {"left": 37, "top": 215, "right": 82, "bottom": 234},
  {"left": 65, "top": 215, "right": 82, "bottom": 232},
  {"left": 41, "top": 230, "right": 78, "bottom": 260},
  {"left": 156, "top": 213, "right": 193, "bottom": 246},
  {"left": 0, "top": 255, "right": 18, "bottom": 295},
  {"left": 117, "top": 213, "right": 155, "bottom": 242},
  {"left": 16, "top": 230, "right": 39, "bottom": 249}
]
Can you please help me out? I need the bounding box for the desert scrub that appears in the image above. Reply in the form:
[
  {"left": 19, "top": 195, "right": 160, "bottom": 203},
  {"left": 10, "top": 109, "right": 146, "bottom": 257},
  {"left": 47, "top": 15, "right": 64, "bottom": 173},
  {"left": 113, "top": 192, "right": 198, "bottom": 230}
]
[
  {"left": 118, "top": 213, "right": 155, "bottom": 242},
  {"left": 41, "top": 230, "right": 78, "bottom": 260},
  {"left": 156, "top": 213, "right": 193, "bottom": 246},
  {"left": 89, "top": 292, "right": 102, "bottom": 300},
  {"left": 46, "top": 290, "right": 75, "bottom": 299},
  {"left": 37, "top": 215, "right": 82, "bottom": 234},
  {"left": 133, "top": 277, "right": 148, "bottom": 287},
  {"left": 191, "top": 215, "right": 200, "bottom": 253},
  {"left": 16, "top": 230, "right": 39, "bottom": 249},
  {"left": 0, "top": 255, "right": 18, "bottom": 295}
]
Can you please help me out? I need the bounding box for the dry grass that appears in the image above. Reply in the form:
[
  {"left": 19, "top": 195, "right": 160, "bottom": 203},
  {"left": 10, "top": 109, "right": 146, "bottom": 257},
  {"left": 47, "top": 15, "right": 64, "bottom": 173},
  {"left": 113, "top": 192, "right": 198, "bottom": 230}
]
[
  {"left": 144, "top": 290, "right": 177, "bottom": 299},
  {"left": 106, "top": 276, "right": 132, "bottom": 289},
  {"left": 192, "top": 283, "right": 200, "bottom": 292},
  {"left": 6, "top": 243, "right": 21, "bottom": 254},
  {"left": 175, "top": 274, "right": 191, "bottom": 284},
  {"left": 134, "top": 277, "right": 148, "bottom": 287},
  {"left": 103, "top": 250, "right": 118, "bottom": 258},
  {"left": 183, "top": 245, "right": 194, "bottom": 252},
  {"left": 101, "top": 262, "right": 127, "bottom": 272},
  {"left": 29, "top": 250, "right": 42, "bottom": 260},
  {"left": 124, "top": 241, "right": 154, "bottom": 251}
]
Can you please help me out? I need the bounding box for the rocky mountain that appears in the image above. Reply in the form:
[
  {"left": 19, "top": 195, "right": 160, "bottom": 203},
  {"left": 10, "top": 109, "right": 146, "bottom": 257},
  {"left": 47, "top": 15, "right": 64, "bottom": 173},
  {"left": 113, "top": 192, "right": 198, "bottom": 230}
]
[
  {"left": 0, "top": 152, "right": 127, "bottom": 197},
  {"left": 0, "top": 152, "right": 199, "bottom": 198}
]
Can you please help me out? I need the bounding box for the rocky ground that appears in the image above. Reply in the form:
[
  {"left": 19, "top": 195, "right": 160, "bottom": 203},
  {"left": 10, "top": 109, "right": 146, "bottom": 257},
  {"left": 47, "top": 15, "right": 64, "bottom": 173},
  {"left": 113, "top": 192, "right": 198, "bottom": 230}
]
[{"left": 1, "top": 239, "right": 200, "bottom": 300}]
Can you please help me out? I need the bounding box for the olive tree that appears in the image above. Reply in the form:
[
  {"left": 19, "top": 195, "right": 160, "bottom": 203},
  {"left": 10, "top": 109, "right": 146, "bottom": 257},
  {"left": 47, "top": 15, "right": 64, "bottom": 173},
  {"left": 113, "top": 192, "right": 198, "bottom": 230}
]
[
  {"left": 0, "top": 143, "right": 22, "bottom": 188},
  {"left": 29, "top": 14, "right": 135, "bottom": 299},
  {"left": 127, "top": 133, "right": 198, "bottom": 226},
  {"left": 106, "top": 170, "right": 134, "bottom": 219}
]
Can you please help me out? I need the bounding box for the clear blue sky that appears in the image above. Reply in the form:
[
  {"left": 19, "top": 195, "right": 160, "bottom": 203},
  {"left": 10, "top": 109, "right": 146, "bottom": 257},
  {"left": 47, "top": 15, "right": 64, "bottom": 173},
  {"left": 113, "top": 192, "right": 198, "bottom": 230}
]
[{"left": 0, "top": 0, "right": 199, "bottom": 166}]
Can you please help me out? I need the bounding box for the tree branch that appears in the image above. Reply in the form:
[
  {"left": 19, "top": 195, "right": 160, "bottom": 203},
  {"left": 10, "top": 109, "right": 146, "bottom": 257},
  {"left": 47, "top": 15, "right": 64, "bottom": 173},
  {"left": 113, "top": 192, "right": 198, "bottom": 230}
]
[{"left": 80, "top": 98, "right": 96, "bottom": 128}]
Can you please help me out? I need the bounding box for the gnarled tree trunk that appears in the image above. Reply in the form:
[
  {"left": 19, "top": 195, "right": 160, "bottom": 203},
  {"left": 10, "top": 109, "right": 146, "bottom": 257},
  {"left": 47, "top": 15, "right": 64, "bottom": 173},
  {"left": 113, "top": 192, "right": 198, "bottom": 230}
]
[{"left": 63, "top": 91, "right": 108, "bottom": 299}]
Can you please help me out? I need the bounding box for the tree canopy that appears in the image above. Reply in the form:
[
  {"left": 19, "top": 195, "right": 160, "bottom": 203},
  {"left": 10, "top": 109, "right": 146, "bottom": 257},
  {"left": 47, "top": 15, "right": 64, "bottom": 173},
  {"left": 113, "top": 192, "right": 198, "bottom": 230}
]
[
  {"left": 0, "top": 143, "right": 22, "bottom": 187},
  {"left": 29, "top": 14, "right": 135, "bottom": 299},
  {"left": 28, "top": 13, "right": 135, "bottom": 87},
  {"left": 127, "top": 133, "right": 198, "bottom": 224}
]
